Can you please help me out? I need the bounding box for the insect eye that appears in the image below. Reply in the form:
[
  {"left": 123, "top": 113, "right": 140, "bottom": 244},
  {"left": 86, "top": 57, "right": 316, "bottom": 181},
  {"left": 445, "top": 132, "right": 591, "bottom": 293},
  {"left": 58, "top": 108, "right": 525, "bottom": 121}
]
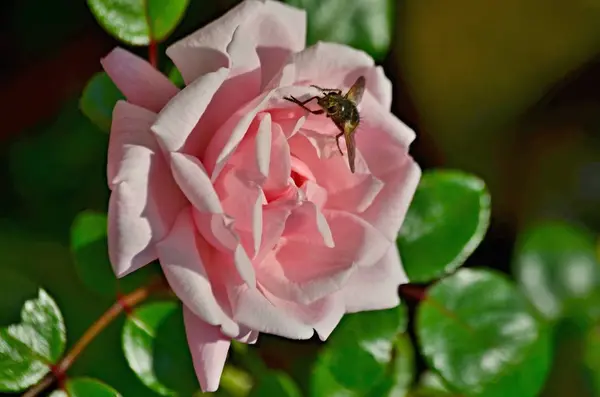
[{"left": 327, "top": 105, "right": 337, "bottom": 113}]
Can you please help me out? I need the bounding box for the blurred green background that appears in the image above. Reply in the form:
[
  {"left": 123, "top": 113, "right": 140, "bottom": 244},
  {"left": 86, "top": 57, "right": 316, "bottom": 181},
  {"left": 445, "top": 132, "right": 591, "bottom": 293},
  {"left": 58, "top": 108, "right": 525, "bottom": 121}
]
[{"left": 1, "top": 0, "right": 600, "bottom": 396}]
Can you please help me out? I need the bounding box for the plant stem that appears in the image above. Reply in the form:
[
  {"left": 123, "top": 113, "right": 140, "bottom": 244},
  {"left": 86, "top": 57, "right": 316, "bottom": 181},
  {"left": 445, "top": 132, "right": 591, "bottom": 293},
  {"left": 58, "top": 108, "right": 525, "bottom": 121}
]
[
  {"left": 148, "top": 40, "right": 158, "bottom": 68},
  {"left": 22, "top": 277, "right": 168, "bottom": 397},
  {"left": 399, "top": 284, "right": 428, "bottom": 301},
  {"left": 21, "top": 374, "right": 54, "bottom": 397}
]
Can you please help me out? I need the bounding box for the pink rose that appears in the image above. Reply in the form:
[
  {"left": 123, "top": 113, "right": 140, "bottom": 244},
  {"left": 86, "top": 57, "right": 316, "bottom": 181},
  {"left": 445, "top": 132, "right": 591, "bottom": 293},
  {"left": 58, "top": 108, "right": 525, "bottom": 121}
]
[{"left": 102, "top": 0, "right": 420, "bottom": 392}]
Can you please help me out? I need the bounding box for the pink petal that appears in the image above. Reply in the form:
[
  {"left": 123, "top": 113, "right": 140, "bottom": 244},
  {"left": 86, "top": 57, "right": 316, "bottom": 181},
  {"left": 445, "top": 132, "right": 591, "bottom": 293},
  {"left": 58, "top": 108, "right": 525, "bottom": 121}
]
[
  {"left": 236, "top": 329, "right": 259, "bottom": 344},
  {"left": 169, "top": 152, "right": 256, "bottom": 287},
  {"left": 270, "top": 112, "right": 306, "bottom": 139},
  {"left": 166, "top": 0, "right": 305, "bottom": 85},
  {"left": 253, "top": 0, "right": 307, "bottom": 89},
  {"left": 108, "top": 185, "right": 159, "bottom": 276},
  {"left": 291, "top": 156, "right": 315, "bottom": 183},
  {"left": 288, "top": 132, "right": 383, "bottom": 213},
  {"left": 214, "top": 166, "right": 264, "bottom": 257},
  {"left": 170, "top": 152, "right": 222, "bottom": 213},
  {"left": 300, "top": 180, "right": 328, "bottom": 209},
  {"left": 101, "top": 48, "right": 179, "bottom": 113},
  {"left": 260, "top": 286, "right": 345, "bottom": 341},
  {"left": 183, "top": 307, "right": 231, "bottom": 393},
  {"left": 269, "top": 42, "right": 391, "bottom": 108},
  {"left": 166, "top": 0, "right": 260, "bottom": 83},
  {"left": 284, "top": 201, "right": 334, "bottom": 248},
  {"left": 156, "top": 207, "right": 239, "bottom": 335},
  {"left": 219, "top": 261, "right": 314, "bottom": 339},
  {"left": 151, "top": 67, "right": 229, "bottom": 155},
  {"left": 205, "top": 85, "right": 321, "bottom": 182},
  {"left": 184, "top": 28, "right": 263, "bottom": 157},
  {"left": 360, "top": 156, "right": 422, "bottom": 241},
  {"left": 253, "top": 201, "right": 293, "bottom": 265},
  {"left": 258, "top": 210, "right": 389, "bottom": 304},
  {"left": 226, "top": 113, "right": 272, "bottom": 184},
  {"left": 355, "top": 95, "right": 417, "bottom": 175},
  {"left": 107, "top": 101, "right": 185, "bottom": 276},
  {"left": 288, "top": 42, "right": 373, "bottom": 85},
  {"left": 367, "top": 66, "right": 393, "bottom": 111},
  {"left": 262, "top": 123, "right": 291, "bottom": 193},
  {"left": 342, "top": 244, "right": 409, "bottom": 313}
]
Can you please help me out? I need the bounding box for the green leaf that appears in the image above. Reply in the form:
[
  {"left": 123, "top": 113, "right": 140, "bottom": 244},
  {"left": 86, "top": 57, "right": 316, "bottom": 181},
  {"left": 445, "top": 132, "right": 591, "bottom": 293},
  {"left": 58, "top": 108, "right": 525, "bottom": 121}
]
[
  {"left": 417, "top": 268, "right": 552, "bottom": 397},
  {"left": 310, "top": 349, "right": 358, "bottom": 397},
  {"left": 285, "top": 0, "right": 394, "bottom": 61},
  {"left": 584, "top": 325, "right": 600, "bottom": 396},
  {"left": 330, "top": 305, "right": 408, "bottom": 391},
  {"left": 249, "top": 371, "right": 302, "bottom": 397},
  {"left": 412, "top": 371, "right": 454, "bottom": 397},
  {"left": 0, "top": 289, "right": 66, "bottom": 392},
  {"left": 80, "top": 72, "right": 124, "bottom": 133},
  {"left": 70, "top": 210, "right": 159, "bottom": 297},
  {"left": 62, "top": 377, "right": 122, "bottom": 397},
  {"left": 219, "top": 366, "right": 253, "bottom": 397},
  {"left": 332, "top": 304, "right": 408, "bottom": 345},
  {"left": 398, "top": 170, "right": 491, "bottom": 283},
  {"left": 311, "top": 304, "right": 412, "bottom": 396},
  {"left": 87, "top": 0, "right": 190, "bottom": 45},
  {"left": 364, "top": 334, "right": 414, "bottom": 397},
  {"left": 168, "top": 65, "right": 185, "bottom": 88},
  {"left": 513, "top": 221, "right": 600, "bottom": 323},
  {"left": 122, "top": 301, "right": 197, "bottom": 396}
]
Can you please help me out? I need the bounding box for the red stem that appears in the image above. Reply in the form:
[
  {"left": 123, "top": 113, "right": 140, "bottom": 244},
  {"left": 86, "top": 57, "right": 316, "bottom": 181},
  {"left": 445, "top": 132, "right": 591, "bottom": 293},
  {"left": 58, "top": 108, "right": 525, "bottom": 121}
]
[
  {"left": 148, "top": 40, "right": 158, "bottom": 68},
  {"left": 22, "top": 278, "right": 168, "bottom": 397},
  {"left": 399, "top": 284, "right": 427, "bottom": 301}
]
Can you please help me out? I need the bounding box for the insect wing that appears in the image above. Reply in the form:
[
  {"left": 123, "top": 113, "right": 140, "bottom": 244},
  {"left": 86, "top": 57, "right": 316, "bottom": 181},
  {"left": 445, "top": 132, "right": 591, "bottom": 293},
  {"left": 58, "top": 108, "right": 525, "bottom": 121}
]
[
  {"left": 344, "top": 76, "right": 366, "bottom": 105},
  {"left": 343, "top": 126, "right": 357, "bottom": 173}
]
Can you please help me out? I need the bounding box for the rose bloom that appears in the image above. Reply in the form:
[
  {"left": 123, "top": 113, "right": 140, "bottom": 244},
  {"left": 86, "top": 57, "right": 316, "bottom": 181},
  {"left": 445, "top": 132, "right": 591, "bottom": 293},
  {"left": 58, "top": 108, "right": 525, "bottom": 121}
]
[{"left": 102, "top": 0, "right": 420, "bottom": 392}]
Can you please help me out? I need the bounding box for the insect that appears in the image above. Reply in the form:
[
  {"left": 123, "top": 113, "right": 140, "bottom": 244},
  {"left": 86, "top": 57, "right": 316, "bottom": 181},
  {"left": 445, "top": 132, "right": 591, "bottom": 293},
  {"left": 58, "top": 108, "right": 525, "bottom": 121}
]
[{"left": 283, "top": 76, "right": 366, "bottom": 173}]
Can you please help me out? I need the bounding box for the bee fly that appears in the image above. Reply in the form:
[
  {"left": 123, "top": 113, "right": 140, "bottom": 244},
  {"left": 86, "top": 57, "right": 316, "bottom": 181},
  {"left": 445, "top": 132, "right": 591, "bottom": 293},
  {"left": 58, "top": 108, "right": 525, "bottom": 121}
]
[{"left": 284, "top": 76, "right": 366, "bottom": 173}]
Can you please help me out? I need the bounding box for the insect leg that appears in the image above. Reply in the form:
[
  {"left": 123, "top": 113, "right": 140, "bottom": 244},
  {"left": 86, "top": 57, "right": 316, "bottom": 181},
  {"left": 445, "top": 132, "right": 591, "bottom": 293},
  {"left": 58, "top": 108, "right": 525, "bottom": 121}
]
[
  {"left": 284, "top": 95, "right": 325, "bottom": 115},
  {"left": 335, "top": 132, "right": 344, "bottom": 156},
  {"left": 310, "top": 85, "right": 342, "bottom": 95}
]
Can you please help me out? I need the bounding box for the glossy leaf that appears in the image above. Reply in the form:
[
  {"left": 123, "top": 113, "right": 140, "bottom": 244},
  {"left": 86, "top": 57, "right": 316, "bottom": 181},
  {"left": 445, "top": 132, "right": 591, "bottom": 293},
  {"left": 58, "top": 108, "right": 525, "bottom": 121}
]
[
  {"left": 87, "top": 0, "right": 190, "bottom": 45},
  {"left": 0, "top": 289, "right": 66, "bottom": 392},
  {"left": 398, "top": 170, "right": 490, "bottom": 283},
  {"left": 249, "top": 371, "right": 302, "bottom": 397},
  {"left": 331, "top": 305, "right": 407, "bottom": 391},
  {"left": 70, "top": 210, "right": 159, "bottom": 297},
  {"left": 364, "top": 334, "right": 414, "bottom": 397},
  {"left": 56, "top": 378, "right": 122, "bottom": 397},
  {"left": 332, "top": 304, "right": 408, "bottom": 346},
  {"left": 122, "top": 301, "right": 197, "bottom": 396},
  {"left": 513, "top": 221, "right": 600, "bottom": 322},
  {"left": 417, "top": 269, "right": 552, "bottom": 397},
  {"left": 80, "top": 72, "right": 124, "bottom": 133},
  {"left": 311, "top": 304, "right": 412, "bottom": 396},
  {"left": 0, "top": 223, "right": 155, "bottom": 396},
  {"left": 285, "top": 0, "right": 394, "bottom": 61}
]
